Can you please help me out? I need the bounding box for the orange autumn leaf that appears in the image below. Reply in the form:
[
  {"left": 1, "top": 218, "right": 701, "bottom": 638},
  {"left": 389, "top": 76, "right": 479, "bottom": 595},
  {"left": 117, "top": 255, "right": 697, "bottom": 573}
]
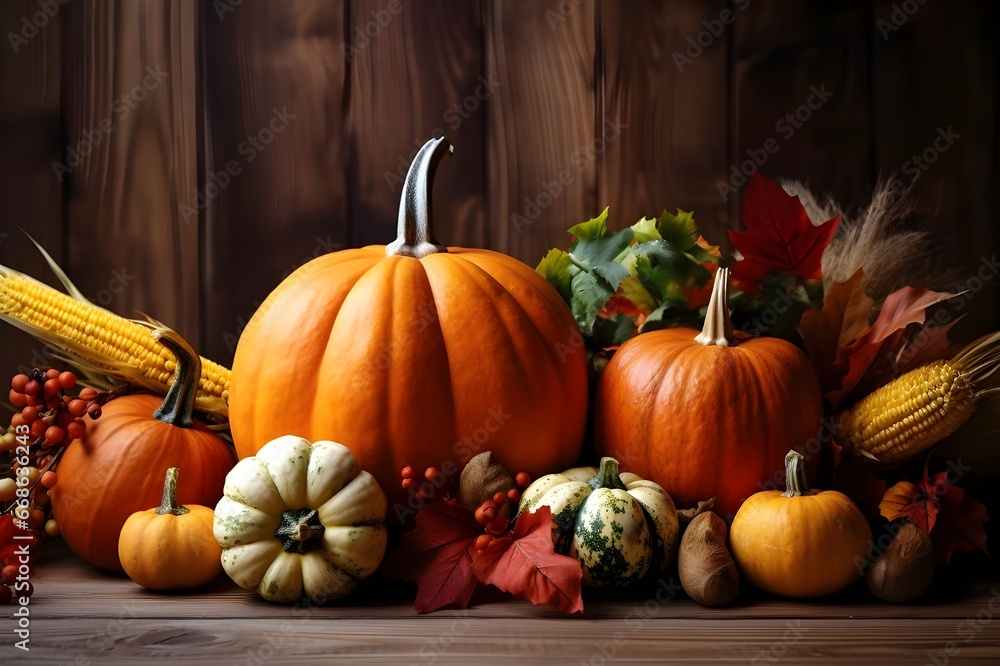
[
  {"left": 880, "top": 481, "right": 938, "bottom": 534},
  {"left": 799, "top": 268, "right": 874, "bottom": 366},
  {"left": 821, "top": 286, "right": 960, "bottom": 409}
]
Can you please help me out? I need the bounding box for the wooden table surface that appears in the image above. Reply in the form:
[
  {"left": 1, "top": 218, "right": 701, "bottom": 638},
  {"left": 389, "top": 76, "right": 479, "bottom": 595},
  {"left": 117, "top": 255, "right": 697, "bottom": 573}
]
[{"left": 4, "top": 542, "right": 999, "bottom": 665}]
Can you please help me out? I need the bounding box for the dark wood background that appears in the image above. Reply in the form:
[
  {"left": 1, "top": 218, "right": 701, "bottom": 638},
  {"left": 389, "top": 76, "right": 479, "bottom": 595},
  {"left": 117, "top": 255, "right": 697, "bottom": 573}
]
[{"left": 2, "top": 0, "right": 998, "bottom": 367}]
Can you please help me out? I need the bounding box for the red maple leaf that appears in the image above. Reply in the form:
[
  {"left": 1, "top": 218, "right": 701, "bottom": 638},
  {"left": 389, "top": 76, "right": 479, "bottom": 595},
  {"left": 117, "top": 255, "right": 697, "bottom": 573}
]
[
  {"left": 728, "top": 174, "right": 840, "bottom": 292},
  {"left": 471, "top": 506, "right": 584, "bottom": 614},
  {"left": 381, "top": 500, "right": 481, "bottom": 614}
]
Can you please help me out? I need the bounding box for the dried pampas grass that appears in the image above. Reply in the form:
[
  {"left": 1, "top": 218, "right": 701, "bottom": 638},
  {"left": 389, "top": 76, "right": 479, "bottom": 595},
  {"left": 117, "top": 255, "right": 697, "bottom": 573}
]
[{"left": 781, "top": 179, "right": 958, "bottom": 306}]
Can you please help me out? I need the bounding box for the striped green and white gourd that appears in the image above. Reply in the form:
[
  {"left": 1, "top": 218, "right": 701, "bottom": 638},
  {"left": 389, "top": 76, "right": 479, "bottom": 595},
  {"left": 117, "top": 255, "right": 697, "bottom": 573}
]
[{"left": 518, "top": 457, "right": 679, "bottom": 589}]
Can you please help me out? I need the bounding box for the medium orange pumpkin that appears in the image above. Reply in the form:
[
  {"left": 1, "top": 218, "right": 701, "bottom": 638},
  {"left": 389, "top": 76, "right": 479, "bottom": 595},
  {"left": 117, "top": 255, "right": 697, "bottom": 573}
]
[
  {"left": 50, "top": 329, "right": 234, "bottom": 571},
  {"left": 229, "top": 138, "right": 588, "bottom": 509},
  {"left": 594, "top": 267, "right": 824, "bottom": 518}
]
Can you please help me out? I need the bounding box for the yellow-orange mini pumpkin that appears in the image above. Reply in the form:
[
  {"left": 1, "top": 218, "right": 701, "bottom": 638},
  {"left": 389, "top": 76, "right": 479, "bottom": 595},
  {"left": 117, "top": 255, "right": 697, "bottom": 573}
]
[
  {"left": 730, "top": 450, "right": 871, "bottom": 598},
  {"left": 595, "top": 268, "right": 824, "bottom": 517},
  {"left": 118, "top": 467, "right": 222, "bottom": 590},
  {"left": 229, "top": 138, "right": 588, "bottom": 505}
]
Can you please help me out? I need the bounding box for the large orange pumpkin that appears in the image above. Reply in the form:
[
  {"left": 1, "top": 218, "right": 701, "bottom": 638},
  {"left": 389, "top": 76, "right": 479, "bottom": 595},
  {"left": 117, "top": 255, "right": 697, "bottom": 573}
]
[
  {"left": 595, "top": 267, "right": 824, "bottom": 518},
  {"left": 50, "top": 329, "right": 234, "bottom": 571},
  {"left": 229, "top": 138, "right": 587, "bottom": 511}
]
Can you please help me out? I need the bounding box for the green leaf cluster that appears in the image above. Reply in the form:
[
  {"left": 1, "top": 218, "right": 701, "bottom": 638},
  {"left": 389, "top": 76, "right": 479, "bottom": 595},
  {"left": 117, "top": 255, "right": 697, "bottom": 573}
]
[{"left": 536, "top": 207, "right": 718, "bottom": 349}]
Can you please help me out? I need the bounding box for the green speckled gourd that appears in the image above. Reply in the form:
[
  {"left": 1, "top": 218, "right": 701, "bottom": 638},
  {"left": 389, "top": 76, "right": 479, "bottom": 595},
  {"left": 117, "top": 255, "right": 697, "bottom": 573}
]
[
  {"left": 518, "top": 457, "right": 679, "bottom": 589},
  {"left": 213, "top": 435, "right": 388, "bottom": 604}
]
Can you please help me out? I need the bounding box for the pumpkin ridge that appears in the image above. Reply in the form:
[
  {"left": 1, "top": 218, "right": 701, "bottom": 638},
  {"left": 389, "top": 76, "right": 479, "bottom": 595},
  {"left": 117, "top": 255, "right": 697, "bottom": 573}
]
[
  {"left": 455, "top": 250, "right": 589, "bottom": 453},
  {"left": 440, "top": 252, "right": 551, "bottom": 366},
  {"left": 422, "top": 254, "right": 526, "bottom": 447},
  {"left": 306, "top": 261, "right": 383, "bottom": 449},
  {"left": 634, "top": 339, "right": 686, "bottom": 480},
  {"left": 386, "top": 256, "right": 456, "bottom": 487},
  {"left": 456, "top": 250, "right": 578, "bottom": 350},
  {"left": 231, "top": 253, "right": 379, "bottom": 452},
  {"left": 432, "top": 254, "right": 550, "bottom": 436}
]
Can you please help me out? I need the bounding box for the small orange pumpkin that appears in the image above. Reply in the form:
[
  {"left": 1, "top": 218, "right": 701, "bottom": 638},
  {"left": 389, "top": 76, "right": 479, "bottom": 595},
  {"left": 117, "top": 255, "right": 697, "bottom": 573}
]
[
  {"left": 730, "top": 450, "right": 872, "bottom": 598},
  {"left": 594, "top": 268, "right": 824, "bottom": 517},
  {"left": 229, "top": 138, "right": 588, "bottom": 506},
  {"left": 50, "top": 329, "right": 234, "bottom": 571},
  {"left": 118, "top": 467, "right": 222, "bottom": 589}
]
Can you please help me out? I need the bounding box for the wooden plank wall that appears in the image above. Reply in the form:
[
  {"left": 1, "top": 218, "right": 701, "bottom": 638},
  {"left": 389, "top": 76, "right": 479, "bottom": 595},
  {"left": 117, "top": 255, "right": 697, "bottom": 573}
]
[{"left": 2, "top": 0, "right": 997, "bottom": 364}]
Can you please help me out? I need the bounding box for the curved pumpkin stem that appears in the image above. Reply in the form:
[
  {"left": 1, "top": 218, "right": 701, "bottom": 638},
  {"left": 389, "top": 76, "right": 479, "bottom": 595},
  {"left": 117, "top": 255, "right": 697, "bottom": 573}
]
[
  {"left": 155, "top": 467, "right": 191, "bottom": 516},
  {"left": 781, "top": 450, "right": 816, "bottom": 497},
  {"left": 386, "top": 136, "right": 452, "bottom": 258},
  {"left": 694, "top": 267, "right": 737, "bottom": 347},
  {"left": 152, "top": 327, "right": 201, "bottom": 429},
  {"left": 590, "top": 457, "right": 628, "bottom": 491}
]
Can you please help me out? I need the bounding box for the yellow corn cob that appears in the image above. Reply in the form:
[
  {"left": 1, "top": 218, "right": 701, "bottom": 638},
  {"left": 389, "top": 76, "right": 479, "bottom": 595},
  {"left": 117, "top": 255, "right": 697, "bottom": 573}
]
[
  {"left": 839, "top": 331, "right": 1000, "bottom": 463},
  {"left": 0, "top": 271, "right": 230, "bottom": 420}
]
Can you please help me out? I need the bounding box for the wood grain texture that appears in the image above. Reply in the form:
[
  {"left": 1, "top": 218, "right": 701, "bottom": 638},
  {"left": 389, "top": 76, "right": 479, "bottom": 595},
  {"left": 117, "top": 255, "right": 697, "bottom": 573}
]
[
  {"left": 484, "top": 0, "right": 597, "bottom": 265},
  {"left": 732, "top": 0, "right": 873, "bottom": 222},
  {"left": 62, "top": 0, "right": 202, "bottom": 343},
  {"left": 6, "top": 543, "right": 1000, "bottom": 664},
  {"left": 346, "top": 0, "right": 485, "bottom": 250},
  {"left": 598, "top": 0, "right": 731, "bottom": 245},
  {"left": 200, "top": 0, "right": 350, "bottom": 365},
  {"left": 871, "top": 0, "right": 998, "bottom": 333},
  {"left": 0, "top": 0, "right": 65, "bottom": 382}
]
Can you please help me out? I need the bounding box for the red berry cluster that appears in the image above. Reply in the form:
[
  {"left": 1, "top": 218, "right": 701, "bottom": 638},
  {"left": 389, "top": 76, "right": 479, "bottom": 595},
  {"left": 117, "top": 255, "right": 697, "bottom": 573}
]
[
  {"left": 7, "top": 369, "right": 102, "bottom": 447},
  {"left": 473, "top": 472, "right": 532, "bottom": 551},
  {"left": 1, "top": 367, "right": 113, "bottom": 604},
  {"left": 400, "top": 465, "right": 447, "bottom": 499}
]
